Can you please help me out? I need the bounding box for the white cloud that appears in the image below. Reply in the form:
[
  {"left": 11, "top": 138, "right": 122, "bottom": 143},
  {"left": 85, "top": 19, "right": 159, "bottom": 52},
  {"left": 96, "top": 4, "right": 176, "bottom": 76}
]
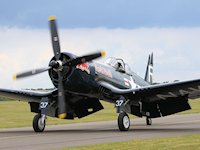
[{"left": 0, "top": 27, "right": 200, "bottom": 89}]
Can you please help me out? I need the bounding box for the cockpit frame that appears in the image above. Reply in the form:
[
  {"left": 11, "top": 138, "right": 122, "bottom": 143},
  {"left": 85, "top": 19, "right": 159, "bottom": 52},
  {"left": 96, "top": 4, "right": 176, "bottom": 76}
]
[{"left": 105, "top": 57, "right": 132, "bottom": 74}]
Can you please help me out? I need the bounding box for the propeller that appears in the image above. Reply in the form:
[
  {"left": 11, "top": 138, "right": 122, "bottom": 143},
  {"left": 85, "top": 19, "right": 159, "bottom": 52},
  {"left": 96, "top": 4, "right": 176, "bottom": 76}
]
[
  {"left": 63, "top": 51, "right": 105, "bottom": 67},
  {"left": 13, "top": 67, "right": 51, "bottom": 80},
  {"left": 13, "top": 16, "right": 106, "bottom": 119},
  {"left": 49, "top": 16, "right": 61, "bottom": 61},
  {"left": 13, "top": 50, "right": 105, "bottom": 80},
  {"left": 57, "top": 71, "right": 67, "bottom": 119}
]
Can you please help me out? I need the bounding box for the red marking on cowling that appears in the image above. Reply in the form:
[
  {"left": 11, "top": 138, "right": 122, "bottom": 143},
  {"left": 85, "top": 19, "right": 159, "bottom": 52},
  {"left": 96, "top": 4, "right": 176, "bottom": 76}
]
[{"left": 76, "top": 63, "right": 90, "bottom": 74}]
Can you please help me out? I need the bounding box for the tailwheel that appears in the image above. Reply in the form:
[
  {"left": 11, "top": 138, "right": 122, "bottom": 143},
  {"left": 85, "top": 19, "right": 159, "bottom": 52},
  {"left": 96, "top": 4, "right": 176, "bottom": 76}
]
[
  {"left": 146, "top": 117, "right": 152, "bottom": 125},
  {"left": 33, "top": 114, "right": 46, "bottom": 132},
  {"left": 118, "top": 112, "right": 130, "bottom": 131}
]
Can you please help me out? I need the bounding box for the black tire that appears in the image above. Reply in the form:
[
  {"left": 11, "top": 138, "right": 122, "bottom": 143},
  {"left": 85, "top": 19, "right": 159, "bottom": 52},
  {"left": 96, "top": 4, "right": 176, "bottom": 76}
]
[
  {"left": 118, "top": 112, "right": 130, "bottom": 131},
  {"left": 146, "top": 117, "right": 152, "bottom": 125},
  {"left": 33, "top": 114, "right": 46, "bottom": 132}
]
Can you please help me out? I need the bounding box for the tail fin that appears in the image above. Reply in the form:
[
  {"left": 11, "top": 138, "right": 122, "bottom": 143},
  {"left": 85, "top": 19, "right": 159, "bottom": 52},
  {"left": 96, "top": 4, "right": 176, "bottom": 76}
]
[{"left": 144, "top": 53, "right": 153, "bottom": 84}]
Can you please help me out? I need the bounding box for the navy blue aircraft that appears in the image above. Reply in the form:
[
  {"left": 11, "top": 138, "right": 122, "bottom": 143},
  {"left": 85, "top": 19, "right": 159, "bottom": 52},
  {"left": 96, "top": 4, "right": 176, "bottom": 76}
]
[{"left": 1, "top": 16, "right": 200, "bottom": 132}]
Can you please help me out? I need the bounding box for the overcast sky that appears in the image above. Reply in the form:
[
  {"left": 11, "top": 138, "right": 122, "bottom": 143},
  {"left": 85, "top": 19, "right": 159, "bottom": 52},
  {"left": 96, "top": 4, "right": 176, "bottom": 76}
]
[
  {"left": 1, "top": 0, "right": 200, "bottom": 28},
  {"left": 1, "top": 0, "right": 200, "bottom": 89}
]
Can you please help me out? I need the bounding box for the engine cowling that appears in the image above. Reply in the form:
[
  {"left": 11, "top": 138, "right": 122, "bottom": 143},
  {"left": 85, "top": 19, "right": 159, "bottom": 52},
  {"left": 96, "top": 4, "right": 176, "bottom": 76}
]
[{"left": 48, "top": 52, "right": 76, "bottom": 87}]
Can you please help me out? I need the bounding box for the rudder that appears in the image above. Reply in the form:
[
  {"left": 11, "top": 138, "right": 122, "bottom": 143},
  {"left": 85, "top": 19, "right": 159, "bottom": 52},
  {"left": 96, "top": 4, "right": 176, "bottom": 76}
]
[{"left": 144, "top": 53, "right": 153, "bottom": 84}]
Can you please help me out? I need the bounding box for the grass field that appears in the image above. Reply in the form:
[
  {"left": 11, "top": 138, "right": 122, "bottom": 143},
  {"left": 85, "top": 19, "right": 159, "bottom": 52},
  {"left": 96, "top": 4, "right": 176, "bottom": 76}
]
[
  {"left": 0, "top": 100, "right": 121, "bottom": 128},
  {"left": 0, "top": 98, "right": 200, "bottom": 128},
  {"left": 64, "top": 134, "right": 200, "bottom": 150}
]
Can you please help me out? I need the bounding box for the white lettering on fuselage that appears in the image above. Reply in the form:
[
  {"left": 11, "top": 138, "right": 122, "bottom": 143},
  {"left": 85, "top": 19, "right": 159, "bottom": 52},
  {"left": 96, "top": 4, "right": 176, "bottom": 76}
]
[
  {"left": 93, "top": 64, "right": 112, "bottom": 78},
  {"left": 156, "top": 85, "right": 200, "bottom": 100}
]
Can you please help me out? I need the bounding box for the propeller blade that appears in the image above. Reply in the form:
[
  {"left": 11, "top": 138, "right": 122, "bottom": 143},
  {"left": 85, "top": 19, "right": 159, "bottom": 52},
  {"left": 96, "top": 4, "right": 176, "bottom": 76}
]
[
  {"left": 57, "top": 72, "right": 67, "bottom": 119},
  {"left": 49, "top": 16, "right": 61, "bottom": 61},
  {"left": 13, "top": 67, "right": 51, "bottom": 80},
  {"left": 63, "top": 50, "right": 106, "bottom": 66}
]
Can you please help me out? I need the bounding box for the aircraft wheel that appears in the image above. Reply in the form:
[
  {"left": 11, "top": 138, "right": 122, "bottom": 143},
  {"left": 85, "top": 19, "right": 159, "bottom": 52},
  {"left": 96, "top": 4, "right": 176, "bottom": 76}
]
[
  {"left": 118, "top": 112, "right": 130, "bottom": 131},
  {"left": 33, "top": 114, "right": 46, "bottom": 132},
  {"left": 146, "top": 117, "right": 152, "bottom": 125}
]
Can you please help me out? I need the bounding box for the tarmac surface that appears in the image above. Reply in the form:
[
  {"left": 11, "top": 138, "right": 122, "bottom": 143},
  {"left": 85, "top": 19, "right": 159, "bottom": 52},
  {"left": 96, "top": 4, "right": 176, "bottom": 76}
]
[{"left": 0, "top": 114, "right": 200, "bottom": 150}]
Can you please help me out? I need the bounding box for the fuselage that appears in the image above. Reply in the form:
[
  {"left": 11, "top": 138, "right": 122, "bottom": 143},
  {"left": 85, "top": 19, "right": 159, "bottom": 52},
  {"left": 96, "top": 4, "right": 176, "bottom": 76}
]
[{"left": 61, "top": 59, "right": 150, "bottom": 101}]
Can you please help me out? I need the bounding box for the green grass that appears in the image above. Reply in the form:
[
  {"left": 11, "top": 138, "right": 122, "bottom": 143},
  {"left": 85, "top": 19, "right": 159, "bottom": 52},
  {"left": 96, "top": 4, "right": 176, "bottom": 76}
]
[
  {"left": 179, "top": 99, "right": 200, "bottom": 114},
  {"left": 0, "top": 98, "right": 200, "bottom": 128},
  {"left": 0, "top": 100, "right": 127, "bottom": 128},
  {"left": 64, "top": 134, "right": 200, "bottom": 150}
]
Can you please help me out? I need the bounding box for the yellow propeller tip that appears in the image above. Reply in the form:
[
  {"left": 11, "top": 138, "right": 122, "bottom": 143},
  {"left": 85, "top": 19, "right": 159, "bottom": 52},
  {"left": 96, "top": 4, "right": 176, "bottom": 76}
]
[
  {"left": 58, "top": 113, "right": 67, "bottom": 119},
  {"left": 48, "top": 16, "right": 56, "bottom": 21},
  {"left": 12, "top": 75, "right": 17, "bottom": 81},
  {"left": 100, "top": 50, "right": 106, "bottom": 57}
]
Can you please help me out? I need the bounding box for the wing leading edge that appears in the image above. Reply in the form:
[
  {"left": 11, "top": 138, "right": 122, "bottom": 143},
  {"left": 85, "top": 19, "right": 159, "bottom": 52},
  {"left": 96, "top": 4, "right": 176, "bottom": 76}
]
[
  {"left": 0, "top": 88, "right": 56, "bottom": 102},
  {"left": 100, "top": 79, "right": 200, "bottom": 102}
]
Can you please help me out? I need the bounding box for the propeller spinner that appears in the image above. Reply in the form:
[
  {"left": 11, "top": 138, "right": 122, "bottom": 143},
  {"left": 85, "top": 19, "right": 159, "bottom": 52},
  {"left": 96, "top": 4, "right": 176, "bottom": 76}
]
[{"left": 13, "top": 16, "right": 106, "bottom": 119}]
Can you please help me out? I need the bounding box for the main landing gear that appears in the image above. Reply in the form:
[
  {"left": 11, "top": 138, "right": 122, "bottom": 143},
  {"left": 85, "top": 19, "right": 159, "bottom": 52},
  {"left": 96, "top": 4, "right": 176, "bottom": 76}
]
[
  {"left": 117, "top": 113, "right": 152, "bottom": 131},
  {"left": 118, "top": 112, "right": 130, "bottom": 131},
  {"left": 33, "top": 98, "right": 48, "bottom": 132},
  {"left": 33, "top": 114, "right": 46, "bottom": 132},
  {"left": 116, "top": 98, "right": 130, "bottom": 131}
]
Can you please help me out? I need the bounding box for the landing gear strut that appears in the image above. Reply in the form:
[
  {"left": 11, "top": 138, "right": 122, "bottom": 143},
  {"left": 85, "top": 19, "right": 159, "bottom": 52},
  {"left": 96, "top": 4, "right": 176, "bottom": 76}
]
[
  {"left": 146, "top": 117, "right": 152, "bottom": 125},
  {"left": 118, "top": 112, "right": 130, "bottom": 131},
  {"left": 33, "top": 97, "right": 48, "bottom": 132},
  {"left": 33, "top": 114, "right": 46, "bottom": 132}
]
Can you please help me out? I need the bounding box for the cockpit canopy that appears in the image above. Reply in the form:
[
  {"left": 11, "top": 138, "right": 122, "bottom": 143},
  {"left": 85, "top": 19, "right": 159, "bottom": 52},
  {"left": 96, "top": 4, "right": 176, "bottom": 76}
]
[{"left": 105, "top": 57, "right": 132, "bottom": 74}]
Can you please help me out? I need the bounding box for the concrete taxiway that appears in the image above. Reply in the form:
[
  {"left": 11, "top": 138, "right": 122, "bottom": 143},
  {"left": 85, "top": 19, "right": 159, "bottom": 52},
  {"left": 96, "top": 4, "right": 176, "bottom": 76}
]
[{"left": 0, "top": 114, "right": 200, "bottom": 150}]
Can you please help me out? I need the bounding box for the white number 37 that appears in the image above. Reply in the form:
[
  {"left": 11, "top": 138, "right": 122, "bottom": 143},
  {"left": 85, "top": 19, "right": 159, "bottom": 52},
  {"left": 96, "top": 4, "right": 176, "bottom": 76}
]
[{"left": 115, "top": 100, "right": 124, "bottom": 107}]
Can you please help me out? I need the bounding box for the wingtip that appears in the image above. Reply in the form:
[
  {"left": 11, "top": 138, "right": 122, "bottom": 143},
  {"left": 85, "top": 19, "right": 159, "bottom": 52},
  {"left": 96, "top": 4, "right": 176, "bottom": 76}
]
[
  {"left": 100, "top": 50, "right": 106, "bottom": 57},
  {"left": 48, "top": 16, "right": 56, "bottom": 21},
  {"left": 12, "top": 74, "right": 17, "bottom": 81}
]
